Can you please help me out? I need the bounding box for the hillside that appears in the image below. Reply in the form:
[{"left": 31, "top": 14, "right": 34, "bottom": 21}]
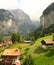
[
  {"left": 31, "top": 24, "right": 54, "bottom": 40},
  {"left": 0, "top": 35, "right": 54, "bottom": 65},
  {"left": 0, "top": 9, "right": 36, "bottom": 35},
  {"left": 43, "top": 24, "right": 54, "bottom": 34}
]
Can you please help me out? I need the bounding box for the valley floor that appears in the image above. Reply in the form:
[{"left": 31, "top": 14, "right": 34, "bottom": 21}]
[{"left": 0, "top": 35, "right": 54, "bottom": 65}]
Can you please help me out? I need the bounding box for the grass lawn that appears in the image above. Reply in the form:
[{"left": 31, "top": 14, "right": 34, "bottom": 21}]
[{"left": 0, "top": 35, "right": 54, "bottom": 65}]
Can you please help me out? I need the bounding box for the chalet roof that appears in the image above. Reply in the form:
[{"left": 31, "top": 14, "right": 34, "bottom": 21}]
[
  {"left": 42, "top": 39, "right": 54, "bottom": 44},
  {"left": 2, "top": 48, "right": 21, "bottom": 56},
  {"left": 0, "top": 44, "right": 4, "bottom": 47},
  {"left": 7, "top": 41, "right": 13, "bottom": 45}
]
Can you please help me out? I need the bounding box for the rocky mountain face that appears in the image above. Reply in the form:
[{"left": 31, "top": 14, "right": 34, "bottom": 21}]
[
  {"left": 0, "top": 9, "right": 36, "bottom": 35},
  {"left": 40, "top": 3, "right": 54, "bottom": 29}
]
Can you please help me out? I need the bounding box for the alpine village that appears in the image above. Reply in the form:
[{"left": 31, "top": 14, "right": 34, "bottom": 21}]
[{"left": 0, "top": 2, "right": 54, "bottom": 65}]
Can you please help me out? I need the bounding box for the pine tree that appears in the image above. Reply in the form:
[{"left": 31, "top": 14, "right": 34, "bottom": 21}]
[{"left": 11, "top": 32, "right": 20, "bottom": 43}]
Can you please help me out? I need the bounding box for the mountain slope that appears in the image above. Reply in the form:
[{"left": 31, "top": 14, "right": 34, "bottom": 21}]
[
  {"left": 43, "top": 24, "right": 54, "bottom": 34},
  {"left": 40, "top": 2, "right": 54, "bottom": 29},
  {"left": 0, "top": 9, "right": 36, "bottom": 35}
]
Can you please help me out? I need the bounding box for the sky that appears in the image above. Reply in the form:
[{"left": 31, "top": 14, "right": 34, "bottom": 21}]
[{"left": 0, "top": 0, "right": 54, "bottom": 21}]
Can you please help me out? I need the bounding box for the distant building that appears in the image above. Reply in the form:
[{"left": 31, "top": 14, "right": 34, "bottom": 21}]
[
  {"left": 24, "top": 40, "right": 31, "bottom": 43},
  {"left": 0, "top": 43, "right": 6, "bottom": 49},
  {"left": 3, "top": 38, "right": 13, "bottom": 46},
  {"left": 20, "top": 36, "right": 26, "bottom": 42},
  {"left": 2, "top": 48, "right": 21, "bottom": 65}
]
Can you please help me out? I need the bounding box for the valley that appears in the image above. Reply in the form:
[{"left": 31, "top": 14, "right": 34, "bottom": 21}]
[{"left": 0, "top": 35, "right": 54, "bottom": 65}]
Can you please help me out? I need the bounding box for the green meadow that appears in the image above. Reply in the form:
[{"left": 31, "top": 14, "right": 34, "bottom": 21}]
[{"left": 0, "top": 35, "right": 54, "bottom": 65}]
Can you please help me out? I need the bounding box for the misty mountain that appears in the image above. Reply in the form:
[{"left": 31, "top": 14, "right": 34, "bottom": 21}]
[
  {"left": 32, "top": 21, "right": 40, "bottom": 29},
  {"left": 0, "top": 9, "right": 37, "bottom": 35}
]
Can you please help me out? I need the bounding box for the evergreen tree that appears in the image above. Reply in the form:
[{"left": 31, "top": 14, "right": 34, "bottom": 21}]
[{"left": 11, "top": 32, "right": 20, "bottom": 43}]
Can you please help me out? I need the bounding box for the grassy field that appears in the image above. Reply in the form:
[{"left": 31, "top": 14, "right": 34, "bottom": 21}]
[{"left": 0, "top": 35, "right": 54, "bottom": 65}]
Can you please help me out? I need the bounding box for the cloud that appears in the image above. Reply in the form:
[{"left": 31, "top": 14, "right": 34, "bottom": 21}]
[
  {"left": 19, "top": 0, "right": 54, "bottom": 20},
  {"left": 0, "top": 0, "right": 54, "bottom": 20},
  {"left": 0, "top": 0, "right": 19, "bottom": 9}
]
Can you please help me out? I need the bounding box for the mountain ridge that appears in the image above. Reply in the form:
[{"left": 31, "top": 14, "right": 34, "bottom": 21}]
[
  {"left": 0, "top": 9, "right": 37, "bottom": 35},
  {"left": 40, "top": 2, "right": 54, "bottom": 29}
]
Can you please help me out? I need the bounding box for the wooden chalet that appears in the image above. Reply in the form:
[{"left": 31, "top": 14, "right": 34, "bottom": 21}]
[
  {"left": 3, "top": 38, "right": 13, "bottom": 46},
  {"left": 2, "top": 48, "right": 21, "bottom": 65},
  {"left": 41, "top": 39, "right": 54, "bottom": 49}
]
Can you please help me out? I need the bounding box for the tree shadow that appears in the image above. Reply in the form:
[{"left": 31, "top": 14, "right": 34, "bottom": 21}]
[
  {"left": 34, "top": 47, "right": 48, "bottom": 54},
  {"left": 23, "top": 48, "right": 30, "bottom": 55},
  {"left": 25, "top": 48, "right": 30, "bottom": 51},
  {"left": 45, "top": 49, "right": 54, "bottom": 57}
]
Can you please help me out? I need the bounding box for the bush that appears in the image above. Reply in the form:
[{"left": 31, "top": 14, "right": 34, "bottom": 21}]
[
  {"left": 23, "top": 54, "right": 36, "bottom": 65},
  {"left": 30, "top": 36, "right": 35, "bottom": 42}
]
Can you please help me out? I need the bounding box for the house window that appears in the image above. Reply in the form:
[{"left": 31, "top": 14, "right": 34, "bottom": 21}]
[
  {"left": 5, "top": 60, "right": 12, "bottom": 63},
  {"left": 13, "top": 59, "right": 15, "bottom": 61}
]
